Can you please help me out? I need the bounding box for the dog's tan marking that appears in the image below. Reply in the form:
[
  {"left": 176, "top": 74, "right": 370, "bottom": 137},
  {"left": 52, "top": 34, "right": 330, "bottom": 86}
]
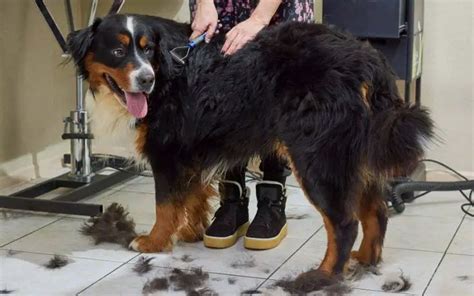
[
  {"left": 130, "top": 181, "right": 216, "bottom": 252},
  {"left": 139, "top": 36, "right": 148, "bottom": 48},
  {"left": 85, "top": 53, "right": 134, "bottom": 91},
  {"left": 117, "top": 33, "right": 130, "bottom": 46},
  {"left": 360, "top": 82, "right": 371, "bottom": 108},
  {"left": 352, "top": 184, "right": 387, "bottom": 265},
  {"left": 175, "top": 184, "right": 215, "bottom": 242},
  {"left": 130, "top": 202, "right": 181, "bottom": 252},
  {"left": 135, "top": 123, "right": 148, "bottom": 155}
]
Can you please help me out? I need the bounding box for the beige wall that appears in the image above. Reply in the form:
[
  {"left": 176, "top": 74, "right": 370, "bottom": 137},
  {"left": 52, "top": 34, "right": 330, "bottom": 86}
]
[
  {"left": 0, "top": 0, "right": 472, "bottom": 180},
  {"left": 0, "top": 0, "right": 80, "bottom": 172},
  {"left": 422, "top": 0, "right": 473, "bottom": 172}
]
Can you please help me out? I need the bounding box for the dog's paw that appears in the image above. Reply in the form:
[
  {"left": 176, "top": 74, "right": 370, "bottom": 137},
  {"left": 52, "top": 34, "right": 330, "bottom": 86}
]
[
  {"left": 129, "top": 235, "right": 171, "bottom": 253},
  {"left": 350, "top": 251, "right": 368, "bottom": 264},
  {"left": 350, "top": 250, "right": 381, "bottom": 266}
]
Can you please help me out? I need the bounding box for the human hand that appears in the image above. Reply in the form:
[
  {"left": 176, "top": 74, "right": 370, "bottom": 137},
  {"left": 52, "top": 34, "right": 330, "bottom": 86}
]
[
  {"left": 190, "top": 0, "right": 218, "bottom": 43},
  {"left": 221, "top": 17, "right": 267, "bottom": 55}
]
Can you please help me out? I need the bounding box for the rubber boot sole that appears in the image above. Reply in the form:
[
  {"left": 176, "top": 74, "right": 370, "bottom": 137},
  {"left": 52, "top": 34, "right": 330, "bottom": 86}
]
[
  {"left": 203, "top": 222, "right": 249, "bottom": 249},
  {"left": 244, "top": 223, "right": 288, "bottom": 250}
]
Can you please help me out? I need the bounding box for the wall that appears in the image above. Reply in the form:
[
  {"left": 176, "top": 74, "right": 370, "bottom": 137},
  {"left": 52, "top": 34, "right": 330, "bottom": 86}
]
[
  {"left": 0, "top": 0, "right": 82, "bottom": 182},
  {"left": 421, "top": 0, "right": 473, "bottom": 173},
  {"left": 0, "top": 0, "right": 472, "bottom": 185}
]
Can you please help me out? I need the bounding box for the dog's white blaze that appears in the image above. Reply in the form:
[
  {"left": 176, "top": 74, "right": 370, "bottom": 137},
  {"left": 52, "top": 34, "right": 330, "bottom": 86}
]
[
  {"left": 126, "top": 16, "right": 155, "bottom": 93},
  {"left": 126, "top": 16, "right": 134, "bottom": 36}
]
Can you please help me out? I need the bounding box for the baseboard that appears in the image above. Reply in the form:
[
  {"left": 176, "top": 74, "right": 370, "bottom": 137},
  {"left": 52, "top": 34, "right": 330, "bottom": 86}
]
[
  {"left": 2, "top": 141, "right": 472, "bottom": 191},
  {"left": 0, "top": 142, "right": 136, "bottom": 191},
  {"left": 0, "top": 142, "right": 70, "bottom": 190}
]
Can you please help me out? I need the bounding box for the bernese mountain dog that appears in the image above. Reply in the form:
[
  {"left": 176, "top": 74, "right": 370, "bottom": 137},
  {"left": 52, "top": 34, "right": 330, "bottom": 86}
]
[{"left": 68, "top": 14, "right": 433, "bottom": 281}]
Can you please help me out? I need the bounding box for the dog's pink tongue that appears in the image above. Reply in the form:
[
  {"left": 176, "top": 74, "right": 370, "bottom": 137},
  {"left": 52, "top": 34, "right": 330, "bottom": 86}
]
[{"left": 125, "top": 92, "right": 148, "bottom": 118}]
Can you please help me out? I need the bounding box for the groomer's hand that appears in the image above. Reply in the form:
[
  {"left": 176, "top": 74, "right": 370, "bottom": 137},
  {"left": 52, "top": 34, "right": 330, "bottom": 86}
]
[
  {"left": 222, "top": 17, "right": 266, "bottom": 55},
  {"left": 190, "top": 0, "right": 218, "bottom": 43}
]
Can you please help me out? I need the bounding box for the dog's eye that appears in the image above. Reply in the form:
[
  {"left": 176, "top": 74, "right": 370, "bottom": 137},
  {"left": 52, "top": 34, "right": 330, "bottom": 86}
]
[
  {"left": 112, "top": 48, "right": 125, "bottom": 58},
  {"left": 143, "top": 46, "right": 153, "bottom": 56}
]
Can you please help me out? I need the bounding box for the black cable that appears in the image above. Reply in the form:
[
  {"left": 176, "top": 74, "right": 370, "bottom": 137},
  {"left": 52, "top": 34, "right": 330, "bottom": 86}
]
[
  {"left": 91, "top": 153, "right": 154, "bottom": 177},
  {"left": 407, "top": 159, "right": 473, "bottom": 217},
  {"left": 245, "top": 170, "right": 263, "bottom": 182},
  {"left": 91, "top": 153, "right": 473, "bottom": 216}
]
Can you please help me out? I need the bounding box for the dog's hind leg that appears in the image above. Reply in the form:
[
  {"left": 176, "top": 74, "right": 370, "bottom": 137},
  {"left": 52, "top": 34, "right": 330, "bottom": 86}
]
[
  {"left": 286, "top": 155, "right": 360, "bottom": 276},
  {"left": 311, "top": 189, "right": 359, "bottom": 275},
  {"left": 352, "top": 182, "right": 388, "bottom": 266}
]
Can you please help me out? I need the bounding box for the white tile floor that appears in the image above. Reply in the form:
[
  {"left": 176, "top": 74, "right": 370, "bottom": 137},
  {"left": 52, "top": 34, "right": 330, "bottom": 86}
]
[{"left": 0, "top": 175, "right": 473, "bottom": 296}]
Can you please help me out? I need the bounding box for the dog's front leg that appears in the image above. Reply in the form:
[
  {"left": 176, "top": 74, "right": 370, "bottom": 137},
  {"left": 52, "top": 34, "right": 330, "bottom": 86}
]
[
  {"left": 130, "top": 171, "right": 180, "bottom": 253},
  {"left": 129, "top": 201, "right": 180, "bottom": 252}
]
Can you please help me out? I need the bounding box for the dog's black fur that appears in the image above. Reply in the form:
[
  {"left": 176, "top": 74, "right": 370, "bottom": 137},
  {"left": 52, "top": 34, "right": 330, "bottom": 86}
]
[{"left": 68, "top": 14, "right": 433, "bottom": 287}]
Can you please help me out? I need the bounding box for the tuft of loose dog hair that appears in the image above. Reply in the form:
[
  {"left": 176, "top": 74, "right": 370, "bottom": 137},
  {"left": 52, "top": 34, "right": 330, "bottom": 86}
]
[
  {"left": 230, "top": 255, "right": 256, "bottom": 269},
  {"left": 274, "top": 269, "right": 352, "bottom": 295},
  {"left": 187, "top": 287, "right": 219, "bottom": 296},
  {"left": 286, "top": 213, "right": 310, "bottom": 220},
  {"left": 133, "top": 256, "right": 154, "bottom": 275},
  {"left": 168, "top": 268, "right": 210, "bottom": 293},
  {"left": 44, "top": 255, "right": 69, "bottom": 269},
  {"left": 0, "top": 289, "right": 14, "bottom": 294},
  {"left": 80, "top": 203, "right": 137, "bottom": 248},
  {"left": 381, "top": 271, "right": 412, "bottom": 292},
  {"left": 180, "top": 254, "right": 195, "bottom": 263},
  {"left": 142, "top": 277, "right": 169, "bottom": 294},
  {"left": 6, "top": 250, "right": 20, "bottom": 256},
  {"left": 241, "top": 290, "right": 263, "bottom": 295},
  {"left": 345, "top": 260, "right": 381, "bottom": 281},
  {"left": 457, "top": 275, "right": 470, "bottom": 281}
]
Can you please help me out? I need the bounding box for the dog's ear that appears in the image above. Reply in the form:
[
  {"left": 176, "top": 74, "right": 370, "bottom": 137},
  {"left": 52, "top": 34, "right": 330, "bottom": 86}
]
[
  {"left": 67, "top": 18, "right": 102, "bottom": 76},
  {"left": 152, "top": 23, "right": 187, "bottom": 80}
]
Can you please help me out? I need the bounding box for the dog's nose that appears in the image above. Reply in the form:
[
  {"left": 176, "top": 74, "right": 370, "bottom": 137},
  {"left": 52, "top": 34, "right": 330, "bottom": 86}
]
[{"left": 137, "top": 72, "right": 154, "bottom": 91}]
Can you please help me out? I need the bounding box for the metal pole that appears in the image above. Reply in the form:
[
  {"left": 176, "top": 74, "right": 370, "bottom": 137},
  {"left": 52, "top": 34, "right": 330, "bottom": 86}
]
[
  {"left": 70, "top": 73, "right": 92, "bottom": 181},
  {"left": 64, "top": 0, "right": 75, "bottom": 32},
  {"left": 88, "top": 0, "right": 99, "bottom": 26},
  {"left": 405, "top": 0, "right": 415, "bottom": 104},
  {"left": 76, "top": 74, "right": 84, "bottom": 111}
]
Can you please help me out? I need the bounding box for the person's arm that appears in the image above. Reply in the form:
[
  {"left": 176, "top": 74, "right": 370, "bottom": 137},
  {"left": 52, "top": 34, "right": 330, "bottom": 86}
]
[
  {"left": 190, "top": 0, "right": 218, "bottom": 42},
  {"left": 222, "top": 0, "right": 282, "bottom": 55}
]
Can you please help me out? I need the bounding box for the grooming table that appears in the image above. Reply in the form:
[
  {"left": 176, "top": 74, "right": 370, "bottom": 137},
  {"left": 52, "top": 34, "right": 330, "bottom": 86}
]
[{"left": 0, "top": 0, "right": 136, "bottom": 217}]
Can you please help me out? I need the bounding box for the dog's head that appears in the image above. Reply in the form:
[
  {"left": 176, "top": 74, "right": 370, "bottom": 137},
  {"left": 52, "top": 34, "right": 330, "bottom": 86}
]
[{"left": 67, "top": 15, "right": 169, "bottom": 119}]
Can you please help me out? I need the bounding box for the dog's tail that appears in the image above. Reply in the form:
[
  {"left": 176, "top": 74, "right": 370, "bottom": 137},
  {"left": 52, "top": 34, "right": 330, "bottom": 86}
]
[{"left": 368, "top": 105, "right": 434, "bottom": 174}]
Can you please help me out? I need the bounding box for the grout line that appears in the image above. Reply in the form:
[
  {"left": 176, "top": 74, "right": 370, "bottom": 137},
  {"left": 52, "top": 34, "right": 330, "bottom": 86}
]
[
  {"left": 422, "top": 213, "right": 467, "bottom": 296},
  {"left": 76, "top": 253, "right": 141, "bottom": 295},
  {"left": 0, "top": 216, "right": 64, "bottom": 248},
  {"left": 354, "top": 287, "right": 417, "bottom": 295},
  {"left": 0, "top": 248, "right": 138, "bottom": 264},
  {"left": 445, "top": 252, "right": 474, "bottom": 257},
  {"left": 383, "top": 246, "right": 445, "bottom": 254},
  {"left": 310, "top": 239, "right": 447, "bottom": 255},
  {"left": 146, "top": 265, "right": 269, "bottom": 281},
  {"left": 256, "top": 225, "right": 324, "bottom": 290}
]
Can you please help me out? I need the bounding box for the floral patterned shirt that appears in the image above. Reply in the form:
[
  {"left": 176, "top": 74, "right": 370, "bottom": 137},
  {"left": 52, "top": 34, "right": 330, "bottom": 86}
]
[{"left": 189, "top": 0, "right": 315, "bottom": 32}]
